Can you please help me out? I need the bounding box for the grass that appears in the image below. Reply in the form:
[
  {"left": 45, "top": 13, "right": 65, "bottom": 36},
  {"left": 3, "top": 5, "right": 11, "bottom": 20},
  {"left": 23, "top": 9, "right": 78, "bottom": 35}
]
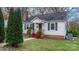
[{"left": 16, "top": 38, "right": 79, "bottom": 51}]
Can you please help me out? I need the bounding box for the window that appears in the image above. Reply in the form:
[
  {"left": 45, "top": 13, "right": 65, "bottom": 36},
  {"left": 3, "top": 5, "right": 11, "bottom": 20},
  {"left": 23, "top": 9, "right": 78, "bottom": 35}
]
[
  {"left": 48, "top": 22, "right": 58, "bottom": 31},
  {"left": 51, "top": 23, "right": 54, "bottom": 30},
  {"left": 24, "top": 23, "right": 29, "bottom": 30}
]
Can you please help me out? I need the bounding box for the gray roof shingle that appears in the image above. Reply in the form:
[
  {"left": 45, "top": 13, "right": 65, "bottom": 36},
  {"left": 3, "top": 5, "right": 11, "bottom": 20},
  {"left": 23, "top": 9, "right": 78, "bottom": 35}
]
[{"left": 27, "top": 12, "right": 67, "bottom": 22}]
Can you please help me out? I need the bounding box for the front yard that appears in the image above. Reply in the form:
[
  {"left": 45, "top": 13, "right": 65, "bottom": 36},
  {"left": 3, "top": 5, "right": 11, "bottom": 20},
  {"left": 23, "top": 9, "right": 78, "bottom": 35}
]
[
  {"left": 16, "top": 38, "right": 79, "bottom": 51},
  {"left": 0, "top": 38, "right": 79, "bottom": 51}
]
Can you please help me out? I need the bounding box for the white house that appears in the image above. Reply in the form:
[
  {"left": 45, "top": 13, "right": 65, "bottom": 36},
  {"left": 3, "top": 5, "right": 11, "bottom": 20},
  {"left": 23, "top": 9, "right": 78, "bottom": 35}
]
[{"left": 23, "top": 12, "right": 67, "bottom": 39}]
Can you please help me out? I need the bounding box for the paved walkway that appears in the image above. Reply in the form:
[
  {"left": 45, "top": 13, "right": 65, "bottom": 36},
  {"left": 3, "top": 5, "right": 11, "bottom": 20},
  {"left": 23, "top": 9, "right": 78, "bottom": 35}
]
[
  {"left": 24, "top": 38, "right": 35, "bottom": 41},
  {"left": 0, "top": 38, "right": 35, "bottom": 51}
]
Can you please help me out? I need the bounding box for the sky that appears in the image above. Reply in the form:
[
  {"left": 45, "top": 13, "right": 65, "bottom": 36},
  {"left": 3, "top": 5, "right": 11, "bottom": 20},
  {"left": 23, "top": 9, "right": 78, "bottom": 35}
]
[
  {"left": 28, "top": 7, "right": 79, "bottom": 21},
  {"left": 68, "top": 8, "right": 79, "bottom": 21}
]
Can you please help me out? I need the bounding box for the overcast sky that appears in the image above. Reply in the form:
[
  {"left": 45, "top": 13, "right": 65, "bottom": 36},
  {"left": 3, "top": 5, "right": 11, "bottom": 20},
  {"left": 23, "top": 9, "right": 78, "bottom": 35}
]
[{"left": 68, "top": 8, "right": 79, "bottom": 21}]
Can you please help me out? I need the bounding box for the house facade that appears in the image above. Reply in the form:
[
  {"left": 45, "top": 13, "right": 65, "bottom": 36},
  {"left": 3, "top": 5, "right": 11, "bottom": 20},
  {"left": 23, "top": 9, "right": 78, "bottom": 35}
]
[{"left": 23, "top": 12, "right": 67, "bottom": 39}]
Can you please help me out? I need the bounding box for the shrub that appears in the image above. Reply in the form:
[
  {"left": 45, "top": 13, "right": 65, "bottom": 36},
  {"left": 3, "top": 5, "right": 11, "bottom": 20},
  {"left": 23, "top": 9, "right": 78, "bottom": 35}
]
[
  {"left": 77, "top": 26, "right": 79, "bottom": 38},
  {"left": 35, "top": 28, "right": 42, "bottom": 38},
  {"left": 72, "top": 30, "right": 77, "bottom": 37},
  {"left": 67, "top": 29, "right": 77, "bottom": 37},
  {"left": 37, "top": 29, "right": 42, "bottom": 35}
]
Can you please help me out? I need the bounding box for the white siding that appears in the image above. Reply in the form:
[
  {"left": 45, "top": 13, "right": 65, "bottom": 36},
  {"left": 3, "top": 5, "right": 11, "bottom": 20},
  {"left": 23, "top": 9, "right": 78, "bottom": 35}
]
[
  {"left": 23, "top": 23, "right": 41, "bottom": 34},
  {"left": 43, "top": 21, "right": 66, "bottom": 36},
  {"left": 23, "top": 21, "right": 66, "bottom": 37},
  {"left": 23, "top": 23, "right": 27, "bottom": 33},
  {"left": 23, "top": 22, "right": 30, "bottom": 34}
]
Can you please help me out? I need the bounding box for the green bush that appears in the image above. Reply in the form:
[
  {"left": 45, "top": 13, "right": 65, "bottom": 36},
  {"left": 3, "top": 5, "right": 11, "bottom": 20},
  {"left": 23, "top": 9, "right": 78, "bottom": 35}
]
[
  {"left": 72, "top": 30, "right": 77, "bottom": 37},
  {"left": 0, "top": 8, "right": 5, "bottom": 43},
  {"left": 6, "top": 8, "right": 23, "bottom": 47},
  {"left": 67, "top": 29, "right": 77, "bottom": 37},
  {"left": 37, "top": 29, "right": 42, "bottom": 35},
  {"left": 77, "top": 26, "right": 79, "bottom": 38}
]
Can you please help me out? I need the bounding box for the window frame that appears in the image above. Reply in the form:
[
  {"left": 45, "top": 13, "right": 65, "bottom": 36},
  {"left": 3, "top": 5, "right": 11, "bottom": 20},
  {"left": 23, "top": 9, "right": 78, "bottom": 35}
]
[
  {"left": 51, "top": 23, "right": 55, "bottom": 30},
  {"left": 48, "top": 22, "right": 58, "bottom": 31}
]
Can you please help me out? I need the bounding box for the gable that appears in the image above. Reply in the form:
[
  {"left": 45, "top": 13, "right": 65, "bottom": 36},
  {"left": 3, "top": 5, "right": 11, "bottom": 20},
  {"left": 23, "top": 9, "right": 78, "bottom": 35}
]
[{"left": 31, "top": 17, "right": 45, "bottom": 23}]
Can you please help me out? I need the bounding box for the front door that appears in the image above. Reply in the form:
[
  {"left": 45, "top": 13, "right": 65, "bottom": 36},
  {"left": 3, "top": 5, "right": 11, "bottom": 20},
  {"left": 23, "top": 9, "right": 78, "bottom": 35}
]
[
  {"left": 37, "top": 23, "right": 42, "bottom": 34},
  {"left": 38, "top": 24, "right": 42, "bottom": 30},
  {"left": 32, "top": 23, "right": 42, "bottom": 34},
  {"left": 34, "top": 24, "right": 42, "bottom": 33}
]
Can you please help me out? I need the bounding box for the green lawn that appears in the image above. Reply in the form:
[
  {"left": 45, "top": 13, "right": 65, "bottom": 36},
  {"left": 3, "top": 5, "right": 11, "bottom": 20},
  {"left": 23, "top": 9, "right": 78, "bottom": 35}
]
[{"left": 17, "top": 38, "right": 79, "bottom": 51}]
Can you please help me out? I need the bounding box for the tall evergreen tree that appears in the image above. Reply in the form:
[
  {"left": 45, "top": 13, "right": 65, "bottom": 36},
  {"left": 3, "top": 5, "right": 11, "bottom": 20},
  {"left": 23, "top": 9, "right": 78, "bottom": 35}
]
[
  {"left": 6, "top": 8, "right": 23, "bottom": 47},
  {"left": 0, "top": 8, "right": 5, "bottom": 43}
]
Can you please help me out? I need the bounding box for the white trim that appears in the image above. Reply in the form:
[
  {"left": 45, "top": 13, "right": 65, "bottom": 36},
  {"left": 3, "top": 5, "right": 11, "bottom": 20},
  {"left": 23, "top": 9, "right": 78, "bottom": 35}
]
[
  {"left": 31, "top": 17, "right": 45, "bottom": 23},
  {"left": 45, "top": 20, "right": 66, "bottom": 23}
]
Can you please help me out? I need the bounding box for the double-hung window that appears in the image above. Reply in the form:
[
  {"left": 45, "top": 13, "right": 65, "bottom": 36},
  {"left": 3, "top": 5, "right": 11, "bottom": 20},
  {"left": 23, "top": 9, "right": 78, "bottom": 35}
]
[
  {"left": 24, "top": 23, "right": 29, "bottom": 30},
  {"left": 51, "top": 23, "right": 54, "bottom": 30},
  {"left": 48, "top": 22, "right": 58, "bottom": 31}
]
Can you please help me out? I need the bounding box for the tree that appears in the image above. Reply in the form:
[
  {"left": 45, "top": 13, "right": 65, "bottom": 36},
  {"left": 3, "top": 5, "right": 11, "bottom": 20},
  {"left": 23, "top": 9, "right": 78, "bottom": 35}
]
[
  {"left": 77, "top": 26, "right": 79, "bottom": 38},
  {"left": 28, "top": 7, "right": 68, "bottom": 16},
  {"left": 21, "top": 7, "right": 28, "bottom": 21},
  {"left": 6, "top": 8, "right": 23, "bottom": 47},
  {"left": 0, "top": 8, "right": 5, "bottom": 43},
  {"left": 67, "top": 20, "right": 79, "bottom": 37}
]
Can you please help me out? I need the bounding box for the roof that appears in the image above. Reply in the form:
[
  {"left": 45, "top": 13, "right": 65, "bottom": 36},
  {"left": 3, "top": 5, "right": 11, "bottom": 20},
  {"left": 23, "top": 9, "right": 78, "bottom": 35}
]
[{"left": 26, "top": 12, "right": 67, "bottom": 22}]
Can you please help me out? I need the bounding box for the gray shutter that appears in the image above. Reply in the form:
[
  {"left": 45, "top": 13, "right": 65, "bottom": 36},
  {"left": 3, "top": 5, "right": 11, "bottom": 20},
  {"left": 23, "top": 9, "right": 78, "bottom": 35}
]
[
  {"left": 24, "top": 23, "right": 26, "bottom": 30},
  {"left": 48, "top": 23, "right": 50, "bottom": 30},
  {"left": 32, "top": 23, "right": 34, "bottom": 31},
  {"left": 55, "top": 22, "right": 57, "bottom": 31}
]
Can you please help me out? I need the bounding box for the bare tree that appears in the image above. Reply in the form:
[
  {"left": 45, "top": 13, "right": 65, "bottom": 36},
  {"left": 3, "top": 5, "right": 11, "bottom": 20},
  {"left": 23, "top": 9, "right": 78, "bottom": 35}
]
[{"left": 27, "top": 7, "right": 68, "bottom": 16}]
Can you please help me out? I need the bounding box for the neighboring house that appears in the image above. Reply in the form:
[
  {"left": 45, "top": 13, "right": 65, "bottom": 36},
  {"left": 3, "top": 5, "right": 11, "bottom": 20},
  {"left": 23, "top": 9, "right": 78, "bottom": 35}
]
[{"left": 23, "top": 12, "right": 67, "bottom": 39}]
